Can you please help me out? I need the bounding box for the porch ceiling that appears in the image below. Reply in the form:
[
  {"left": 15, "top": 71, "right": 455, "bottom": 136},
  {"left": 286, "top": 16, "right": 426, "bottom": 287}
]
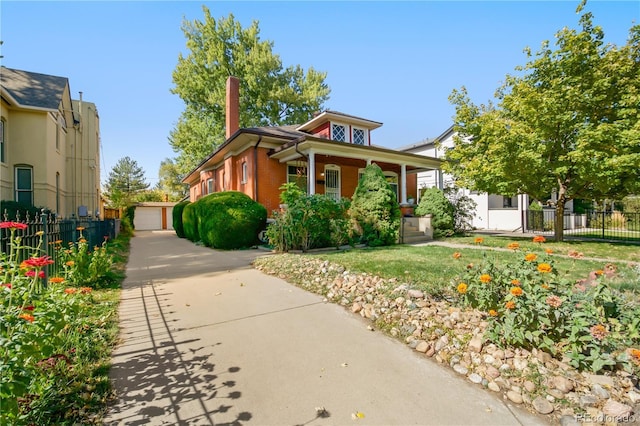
[{"left": 269, "top": 138, "right": 442, "bottom": 170}]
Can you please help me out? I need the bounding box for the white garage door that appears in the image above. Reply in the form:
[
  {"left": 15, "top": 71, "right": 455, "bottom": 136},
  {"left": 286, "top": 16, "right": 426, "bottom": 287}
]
[{"left": 135, "top": 208, "right": 162, "bottom": 230}]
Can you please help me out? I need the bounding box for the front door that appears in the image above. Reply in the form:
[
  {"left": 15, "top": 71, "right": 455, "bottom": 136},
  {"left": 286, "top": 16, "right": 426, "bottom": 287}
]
[{"left": 324, "top": 166, "right": 340, "bottom": 201}]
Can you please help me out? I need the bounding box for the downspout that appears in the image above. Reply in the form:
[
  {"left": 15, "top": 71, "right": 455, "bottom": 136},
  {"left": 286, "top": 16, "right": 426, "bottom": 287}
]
[{"left": 253, "top": 136, "right": 262, "bottom": 202}]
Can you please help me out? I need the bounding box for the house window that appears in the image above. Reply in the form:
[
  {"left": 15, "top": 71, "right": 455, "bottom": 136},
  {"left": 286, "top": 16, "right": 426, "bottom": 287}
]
[
  {"left": 207, "top": 178, "right": 214, "bottom": 194},
  {"left": 384, "top": 172, "right": 399, "bottom": 201},
  {"left": 352, "top": 128, "right": 366, "bottom": 145},
  {"left": 15, "top": 165, "right": 33, "bottom": 206},
  {"left": 241, "top": 161, "right": 248, "bottom": 184},
  {"left": 0, "top": 118, "right": 5, "bottom": 163},
  {"left": 287, "top": 164, "right": 308, "bottom": 192},
  {"left": 324, "top": 165, "right": 340, "bottom": 201},
  {"left": 56, "top": 122, "right": 60, "bottom": 150},
  {"left": 331, "top": 124, "right": 346, "bottom": 142},
  {"left": 503, "top": 196, "right": 518, "bottom": 208},
  {"left": 201, "top": 181, "right": 206, "bottom": 196},
  {"left": 56, "top": 172, "right": 60, "bottom": 213}
]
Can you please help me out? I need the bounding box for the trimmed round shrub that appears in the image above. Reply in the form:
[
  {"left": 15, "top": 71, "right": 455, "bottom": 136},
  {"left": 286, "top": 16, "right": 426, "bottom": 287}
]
[
  {"left": 197, "top": 191, "right": 267, "bottom": 249},
  {"left": 182, "top": 202, "right": 199, "bottom": 242},
  {"left": 172, "top": 200, "right": 190, "bottom": 238}
]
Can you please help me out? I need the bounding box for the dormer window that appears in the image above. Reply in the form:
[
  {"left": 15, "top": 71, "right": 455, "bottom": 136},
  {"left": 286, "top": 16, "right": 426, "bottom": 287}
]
[
  {"left": 331, "top": 124, "right": 346, "bottom": 142},
  {"left": 353, "top": 128, "right": 365, "bottom": 145}
]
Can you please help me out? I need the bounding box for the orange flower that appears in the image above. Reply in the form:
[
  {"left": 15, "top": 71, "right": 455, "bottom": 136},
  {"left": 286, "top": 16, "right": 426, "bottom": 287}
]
[
  {"left": 49, "top": 277, "right": 65, "bottom": 284},
  {"left": 453, "top": 252, "right": 462, "bottom": 259},
  {"left": 64, "top": 288, "right": 77, "bottom": 294},
  {"left": 474, "top": 237, "right": 484, "bottom": 244},
  {"left": 545, "top": 248, "right": 553, "bottom": 254},
  {"left": 79, "top": 238, "right": 87, "bottom": 243},
  {"left": 19, "top": 313, "right": 35, "bottom": 322},
  {"left": 76, "top": 226, "right": 85, "bottom": 231},
  {"left": 80, "top": 287, "right": 92, "bottom": 294},
  {"left": 629, "top": 348, "right": 640, "bottom": 366},
  {"left": 590, "top": 324, "right": 608, "bottom": 341},
  {"left": 537, "top": 263, "right": 552, "bottom": 273},
  {"left": 54, "top": 240, "right": 63, "bottom": 245},
  {"left": 541, "top": 284, "right": 550, "bottom": 290},
  {"left": 479, "top": 274, "right": 492, "bottom": 283},
  {"left": 65, "top": 261, "right": 75, "bottom": 267},
  {"left": 457, "top": 283, "right": 468, "bottom": 294},
  {"left": 594, "top": 270, "right": 604, "bottom": 276},
  {"left": 524, "top": 253, "right": 537, "bottom": 262},
  {"left": 511, "top": 279, "right": 521, "bottom": 286},
  {"left": 568, "top": 250, "right": 584, "bottom": 259},
  {"left": 532, "top": 235, "right": 546, "bottom": 243},
  {"left": 510, "top": 287, "right": 523, "bottom": 296},
  {"left": 507, "top": 242, "right": 520, "bottom": 250},
  {"left": 488, "top": 309, "right": 498, "bottom": 317},
  {"left": 505, "top": 301, "right": 516, "bottom": 310}
]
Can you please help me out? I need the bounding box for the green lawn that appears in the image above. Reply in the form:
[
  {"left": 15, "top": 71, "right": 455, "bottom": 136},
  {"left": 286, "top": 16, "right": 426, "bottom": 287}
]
[
  {"left": 446, "top": 234, "right": 640, "bottom": 263},
  {"left": 308, "top": 241, "right": 639, "bottom": 299}
]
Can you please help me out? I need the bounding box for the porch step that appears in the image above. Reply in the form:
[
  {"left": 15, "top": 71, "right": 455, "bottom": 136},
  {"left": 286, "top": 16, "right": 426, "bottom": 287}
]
[{"left": 401, "top": 229, "right": 432, "bottom": 244}]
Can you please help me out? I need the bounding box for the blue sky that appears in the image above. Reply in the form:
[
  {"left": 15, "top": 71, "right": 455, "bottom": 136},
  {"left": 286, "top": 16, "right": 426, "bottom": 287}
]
[{"left": 2, "top": 1, "right": 638, "bottom": 185}]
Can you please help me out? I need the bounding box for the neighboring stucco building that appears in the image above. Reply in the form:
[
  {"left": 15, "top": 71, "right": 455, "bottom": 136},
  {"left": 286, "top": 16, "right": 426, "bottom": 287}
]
[
  {"left": 401, "top": 126, "right": 572, "bottom": 231},
  {"left": 183, "top": 77, "right": 442, "bottom": 219},
  {"left": 0, "top": 66, "right": 101, "bottom": 218}
]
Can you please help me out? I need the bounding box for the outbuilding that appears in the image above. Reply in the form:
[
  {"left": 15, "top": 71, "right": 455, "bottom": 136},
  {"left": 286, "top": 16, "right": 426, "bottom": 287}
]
[{"left": 134, "top": 202, "right": 177, "bottom": 231}]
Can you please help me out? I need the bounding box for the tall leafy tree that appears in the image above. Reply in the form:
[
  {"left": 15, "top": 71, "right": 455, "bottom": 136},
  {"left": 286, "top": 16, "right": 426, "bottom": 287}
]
[
  {"left": 155, "top": 158, "right": 188, "bottom": 201},
  {"left": 170, "top": 7, "right": 331, "bottom": 175},
  {"left": 444, "top": 4, "right": 640, "bottom": 240},
  {"left": 104, "top": 157, "right": 149, "bottom": 209}
]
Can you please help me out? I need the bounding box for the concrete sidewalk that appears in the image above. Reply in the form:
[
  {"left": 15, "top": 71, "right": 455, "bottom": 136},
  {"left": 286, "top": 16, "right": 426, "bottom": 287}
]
[{"left": 104, "top": 231, "right": 549, "bottom": 426}]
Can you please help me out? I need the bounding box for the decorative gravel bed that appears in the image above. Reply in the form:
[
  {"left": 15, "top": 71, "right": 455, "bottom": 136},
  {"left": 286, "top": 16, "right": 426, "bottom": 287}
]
[{"left": 254, "top": 254, "right": 639, "bottom": 426}]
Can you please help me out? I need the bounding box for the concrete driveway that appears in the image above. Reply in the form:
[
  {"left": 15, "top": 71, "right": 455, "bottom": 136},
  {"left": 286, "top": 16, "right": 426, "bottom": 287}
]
[{"left": 104, "top": 230, "right": 549, "bottom": 426}]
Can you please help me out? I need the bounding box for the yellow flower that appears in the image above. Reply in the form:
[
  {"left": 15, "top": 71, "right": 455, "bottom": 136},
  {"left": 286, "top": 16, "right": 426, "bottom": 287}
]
[
  {"left": 488, "top": 309, "right": 498, "bottom": 317},
  {"left": 479, "top": 274, "right": 491, "bottom": 283},
  {"left": 537, "top": 263, "right": 552, "bottom": 273},
  {"left": 524, "top": 253, "right": 537, "bottom": 262},
  {"left": 457, "top": 283, "right": 468, "bottom": 294}
]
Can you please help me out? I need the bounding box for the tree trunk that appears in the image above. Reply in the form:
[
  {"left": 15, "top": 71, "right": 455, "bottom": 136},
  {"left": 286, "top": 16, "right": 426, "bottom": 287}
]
[{"left": 555, "top": 183, "right": 567, "bottom": 242}]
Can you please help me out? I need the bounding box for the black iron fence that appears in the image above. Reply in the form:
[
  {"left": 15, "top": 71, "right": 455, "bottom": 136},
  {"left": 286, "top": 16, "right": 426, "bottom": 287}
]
[
  {"left": 1, "top": 212, "right": 120, "bottom": 274},
  {"left": 524, "top": 209, "right": 640, "bottom": 242}
]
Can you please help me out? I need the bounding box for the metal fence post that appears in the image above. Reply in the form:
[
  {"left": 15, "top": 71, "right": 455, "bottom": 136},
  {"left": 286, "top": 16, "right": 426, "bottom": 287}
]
[
  {"left": 41, "top": 211, "right": 49, "bottom": 287},
  {"left": 602, "top": 211, "right": 606, "bottom": 239}
]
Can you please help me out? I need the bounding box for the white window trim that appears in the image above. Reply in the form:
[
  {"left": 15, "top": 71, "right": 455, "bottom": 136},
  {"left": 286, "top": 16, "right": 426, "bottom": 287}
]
[
  {"left": 351, "top": 127, "right": 367, "bottom": 145},
  {"left": 330, "top": 122, "right": 348, "bottom": 142},
  {"left": 15, "top": 165, "right": 34, "bottom": 205},
  {"left": 241, "top": 162, "right": 248, "bottom": 184}
]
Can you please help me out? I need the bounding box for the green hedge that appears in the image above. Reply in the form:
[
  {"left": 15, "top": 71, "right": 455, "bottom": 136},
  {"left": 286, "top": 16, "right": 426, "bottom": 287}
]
[
  {"left": 0, "top": 200, "right": 51, "bottom": 221},
  {"left": 197, "top": 191, "right": 267, "bottom": 249},
  {"left": 172, "top": 201, "right": 190, "bottom": 238},
  {"left": 182, "top": 202, "right": 199, "bottom": 242}
]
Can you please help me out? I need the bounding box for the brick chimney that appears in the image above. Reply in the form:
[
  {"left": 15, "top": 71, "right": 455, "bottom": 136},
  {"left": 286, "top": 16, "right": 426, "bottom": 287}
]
[{"left": 226, "top": 76, "right": 240, "bottom": 139}]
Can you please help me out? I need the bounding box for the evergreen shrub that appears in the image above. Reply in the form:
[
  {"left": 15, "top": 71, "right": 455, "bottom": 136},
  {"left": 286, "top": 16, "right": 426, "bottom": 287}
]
[
  {"left": 415, "top": 187, "right": 454, "bottom": 237},
  {"left": 350, "top": 164, "right": 400, "bottom": 247},
  {"left": 172, "top": 201, "right": 190, "bottom": 238},
  {"left": 197, "top": 191, "right": 267, "bottom": 249},
  {"left": 182, "top": 202, "right": 199, "bottom": 242}
]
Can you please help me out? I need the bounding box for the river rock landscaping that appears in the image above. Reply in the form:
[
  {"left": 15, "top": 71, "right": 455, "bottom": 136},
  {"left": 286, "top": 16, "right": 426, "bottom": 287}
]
[{"left": 253, "top": 253, "right": 640, "bottom": 426}]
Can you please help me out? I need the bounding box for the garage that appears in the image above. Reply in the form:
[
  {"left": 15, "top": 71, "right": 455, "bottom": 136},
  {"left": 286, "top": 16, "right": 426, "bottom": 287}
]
[{"left": 134, "top": 202, "right": 176, "bottom": 231}]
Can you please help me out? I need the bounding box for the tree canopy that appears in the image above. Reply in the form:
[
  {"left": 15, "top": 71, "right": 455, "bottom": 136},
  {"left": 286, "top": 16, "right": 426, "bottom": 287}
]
[
  {"left": 443, "top": 4, "right": 640, "bottom": 240},
  {"left": 170, "top": 7, "right": 331, "bottom": 175},
  {"left": 104, "top": 157, "right": 149, "bottom": 209},
  {"left": 155, "top": 158, "right": 188, "bottom": 201}
]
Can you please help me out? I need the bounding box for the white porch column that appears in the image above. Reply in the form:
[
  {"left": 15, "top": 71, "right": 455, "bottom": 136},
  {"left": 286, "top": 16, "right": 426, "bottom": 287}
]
[
  {"left": 400, "top": 164, "right": 407, "bottom": 204},
  {"left": 308, "top": 150, "right": 316, "bottom": 195},
  {"left": 366, "top": 159, "right": 372, "bottom": 166}
]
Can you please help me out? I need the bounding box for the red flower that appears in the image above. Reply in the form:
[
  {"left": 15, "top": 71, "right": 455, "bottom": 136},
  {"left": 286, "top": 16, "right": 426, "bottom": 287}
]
[
  {"left": 26, "top": 270, "right": 45, "bottom": 278},
  {"left": 23, "top": 305, "right": 35, "bottom": 311},
  {"left": 24, "top": 256, "right": 54, "bottom": 268},
  {"left": 1, "top": 283, "right": 12, "bottom": 289},
  {"left": 0, "top": 221, "right": 28, "bottom": 230}
]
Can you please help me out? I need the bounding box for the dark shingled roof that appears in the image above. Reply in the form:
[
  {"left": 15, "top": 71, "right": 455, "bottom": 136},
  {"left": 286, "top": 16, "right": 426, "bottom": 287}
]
[{"left": 1, "top": 66, "right": 69, "bottom": 110}]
